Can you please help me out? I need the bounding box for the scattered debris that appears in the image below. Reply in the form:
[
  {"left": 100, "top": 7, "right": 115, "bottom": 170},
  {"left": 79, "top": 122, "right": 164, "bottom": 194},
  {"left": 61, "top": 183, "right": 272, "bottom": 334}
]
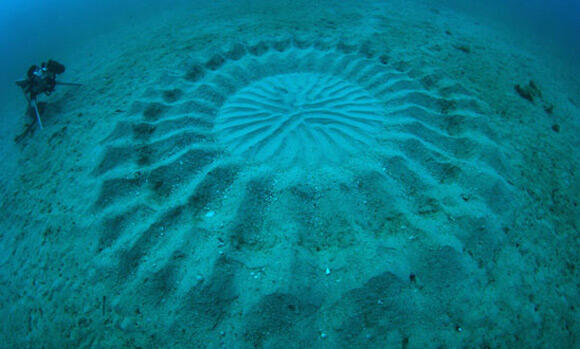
[
  {"left": 543, "top": 103, "right": 554, "bottom": 114},
  {"left": 454, "top": 44, "right": 471, "bottom": 54},
  {"left": 514, "top": 80, "right": 541, "bottom": 103},
  {"left": 514, "top": 80, "right": 557, "bottom": 116}
]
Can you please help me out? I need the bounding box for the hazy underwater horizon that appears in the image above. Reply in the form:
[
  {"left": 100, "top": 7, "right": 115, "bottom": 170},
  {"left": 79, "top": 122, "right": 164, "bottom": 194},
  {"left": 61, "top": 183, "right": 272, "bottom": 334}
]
[{"left": 0, "top": 0, "right": 578, "bottom": 347}]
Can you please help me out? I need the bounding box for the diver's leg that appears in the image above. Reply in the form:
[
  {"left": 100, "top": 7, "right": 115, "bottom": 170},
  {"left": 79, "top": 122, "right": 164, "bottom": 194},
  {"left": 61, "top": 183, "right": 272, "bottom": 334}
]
[{"left": 30, "top": 98, "right": 43, "bottom": 129}]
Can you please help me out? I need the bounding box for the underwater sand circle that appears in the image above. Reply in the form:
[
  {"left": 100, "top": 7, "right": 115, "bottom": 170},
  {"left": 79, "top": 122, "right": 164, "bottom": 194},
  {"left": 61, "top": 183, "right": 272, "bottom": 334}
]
[
  {"left": 216, "top": 72, "right": 383, "bottom": 166},
  {"left": 94, "top": 37, "right": 507, "bottom": 218},
  {"left": 88, "top": 37, "right": 513, "bottom": 347}
]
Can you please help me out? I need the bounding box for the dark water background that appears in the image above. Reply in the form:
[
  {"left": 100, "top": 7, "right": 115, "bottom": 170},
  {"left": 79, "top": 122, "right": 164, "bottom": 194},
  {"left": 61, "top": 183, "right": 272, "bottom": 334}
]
[
  {"left": 435, "top": 0, "right": 580, "bottom": 63},
  {"left": 0, "top": 0, "right": 182, "bottom": 87},
  {"left": 0, "top": 0, "right": 578, "bottom": 111}
]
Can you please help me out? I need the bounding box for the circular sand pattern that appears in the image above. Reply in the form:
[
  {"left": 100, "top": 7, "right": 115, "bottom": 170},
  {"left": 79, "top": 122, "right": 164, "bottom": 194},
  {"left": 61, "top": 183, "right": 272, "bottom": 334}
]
[
  {"left": 89, "top": 37, "right": 513, "bottom": 346},
  {"left": 216, "top": 73, "right": 383, "bottom": 166}
]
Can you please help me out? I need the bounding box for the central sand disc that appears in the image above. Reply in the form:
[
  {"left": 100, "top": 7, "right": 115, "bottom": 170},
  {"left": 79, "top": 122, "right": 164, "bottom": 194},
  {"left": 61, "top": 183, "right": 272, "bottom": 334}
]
[{"left": 216, "top": 73, "right": 384, "bottom": 166}]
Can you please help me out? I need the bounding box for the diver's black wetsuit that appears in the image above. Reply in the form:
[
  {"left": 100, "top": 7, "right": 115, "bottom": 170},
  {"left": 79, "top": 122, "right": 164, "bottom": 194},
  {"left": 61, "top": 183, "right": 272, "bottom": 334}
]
[{"left": 22, "top": 60, "right": 64, "bottom": 101}]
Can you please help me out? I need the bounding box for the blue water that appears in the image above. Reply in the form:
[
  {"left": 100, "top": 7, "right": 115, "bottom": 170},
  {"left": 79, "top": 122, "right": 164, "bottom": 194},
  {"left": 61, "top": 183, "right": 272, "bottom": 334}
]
[
  {"left": 0, "top": 0, "right": 578, "bottom": 347},
  {"left": 0, "top": 0, "right": 578, "bottom": 98},
  {"left": 436, "top": 0, "right": 580, "bottom": 61},
  {"left": 0, "top": 0, "right": 190, "bottom": 90}
]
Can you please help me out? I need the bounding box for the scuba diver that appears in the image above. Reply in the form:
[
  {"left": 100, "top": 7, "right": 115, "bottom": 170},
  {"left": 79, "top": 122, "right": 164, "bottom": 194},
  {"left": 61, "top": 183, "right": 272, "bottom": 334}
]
[{"left": 15, "top": 59, "right": 81, "bottom": 131}]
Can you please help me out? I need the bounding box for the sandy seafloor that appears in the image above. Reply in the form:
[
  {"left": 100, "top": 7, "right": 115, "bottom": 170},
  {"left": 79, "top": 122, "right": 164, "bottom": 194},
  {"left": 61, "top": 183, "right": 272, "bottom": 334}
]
[{"left": 0, "top": 0, "right": 579, "bottom": 347}]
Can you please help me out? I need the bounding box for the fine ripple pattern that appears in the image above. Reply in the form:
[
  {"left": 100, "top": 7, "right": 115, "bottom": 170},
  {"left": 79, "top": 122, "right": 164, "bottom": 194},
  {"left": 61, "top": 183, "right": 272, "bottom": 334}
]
[{"left": 215, "top": 73, "right": 384, "bottom": 166}]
